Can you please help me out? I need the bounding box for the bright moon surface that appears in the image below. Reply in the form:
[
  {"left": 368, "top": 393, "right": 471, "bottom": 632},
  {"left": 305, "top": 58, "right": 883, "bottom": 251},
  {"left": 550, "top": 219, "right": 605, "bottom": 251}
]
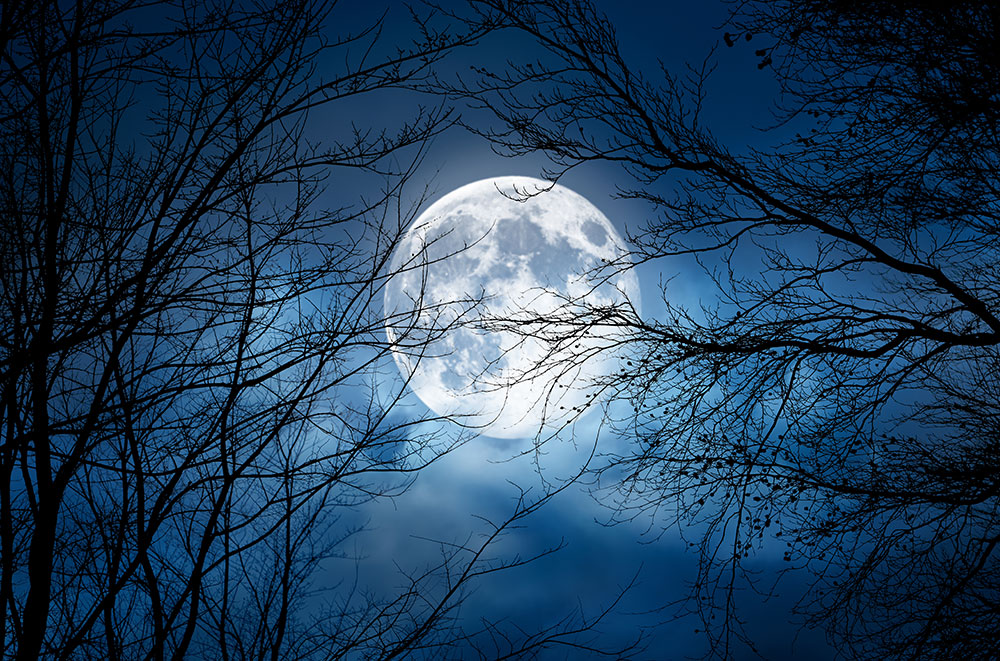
[{"left": 384, "top": 176, "right": 640, "bottom": 439}]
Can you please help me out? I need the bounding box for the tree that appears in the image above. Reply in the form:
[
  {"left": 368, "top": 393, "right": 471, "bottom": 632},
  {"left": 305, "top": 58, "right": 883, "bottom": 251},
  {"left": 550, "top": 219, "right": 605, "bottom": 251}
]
[
  {"left": 0, "top": 1, "right": 643, "bottom": 659},
  {"left": 451, "top": 0, "right": 1000, "bottom": 657}
]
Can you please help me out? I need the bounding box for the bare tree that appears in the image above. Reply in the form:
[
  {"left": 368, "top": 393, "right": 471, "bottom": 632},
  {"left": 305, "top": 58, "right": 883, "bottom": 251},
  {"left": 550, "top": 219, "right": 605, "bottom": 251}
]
[
  {"left": 0, "top": 1, "right": 645, "bottom": 659},
  {"left": 448, "top": 0, "right": 1000, "bottom": 657}
]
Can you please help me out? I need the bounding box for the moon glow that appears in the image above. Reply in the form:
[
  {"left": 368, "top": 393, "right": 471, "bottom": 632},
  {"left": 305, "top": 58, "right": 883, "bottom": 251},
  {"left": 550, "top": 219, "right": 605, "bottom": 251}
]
[{"left": 384, "top": 176, "right": 639, "bottom": 439}]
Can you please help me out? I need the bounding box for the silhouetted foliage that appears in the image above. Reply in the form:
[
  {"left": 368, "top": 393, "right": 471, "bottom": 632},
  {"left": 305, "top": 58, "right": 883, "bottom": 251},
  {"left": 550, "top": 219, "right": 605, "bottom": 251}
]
[
  {"left": 452, "top": 0, "right": 1000, "bottom": 657},
  {"left": 0, "top": 1, "right": 644, "bottom": 659}
]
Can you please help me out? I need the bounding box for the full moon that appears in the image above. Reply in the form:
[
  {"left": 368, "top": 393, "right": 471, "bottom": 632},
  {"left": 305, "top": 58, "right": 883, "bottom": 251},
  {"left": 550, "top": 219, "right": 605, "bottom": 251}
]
[{"left": 384, "top": 176, "right": 640, "bottom": 439}]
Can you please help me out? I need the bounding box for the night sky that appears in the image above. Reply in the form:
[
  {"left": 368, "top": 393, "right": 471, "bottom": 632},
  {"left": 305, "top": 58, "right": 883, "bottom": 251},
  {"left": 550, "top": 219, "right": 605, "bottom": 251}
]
[
  {"left": 326, "top": 2, "right": 832, "bottom": 658},
  {"left": 18, "top": 0, "right": 988, "bottom": 658}
]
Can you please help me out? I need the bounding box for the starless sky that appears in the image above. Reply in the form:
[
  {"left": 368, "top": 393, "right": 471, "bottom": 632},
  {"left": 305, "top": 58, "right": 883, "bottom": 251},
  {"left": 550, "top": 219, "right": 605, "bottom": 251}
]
[{"left": 310, "top": 2, "right": 834, "bottom": 658}]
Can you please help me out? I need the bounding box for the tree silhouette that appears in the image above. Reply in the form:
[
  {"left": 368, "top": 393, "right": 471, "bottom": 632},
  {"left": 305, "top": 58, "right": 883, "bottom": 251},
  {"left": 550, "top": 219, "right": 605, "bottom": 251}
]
[
  {"left": 452, "top": 0, "right": 1000, "bottom": 657},
  {"left": 0, "top": 1, "right": 644, "bottom": 659}
]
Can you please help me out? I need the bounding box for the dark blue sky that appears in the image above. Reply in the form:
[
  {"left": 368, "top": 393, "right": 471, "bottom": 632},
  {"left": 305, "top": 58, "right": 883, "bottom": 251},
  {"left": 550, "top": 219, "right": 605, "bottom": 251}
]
[
  {"left": 13, "top": 1, "right": 993, "bottom": 658},
  {"left": 314, "top": 2, "right": 839, "bottom": 659}
]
